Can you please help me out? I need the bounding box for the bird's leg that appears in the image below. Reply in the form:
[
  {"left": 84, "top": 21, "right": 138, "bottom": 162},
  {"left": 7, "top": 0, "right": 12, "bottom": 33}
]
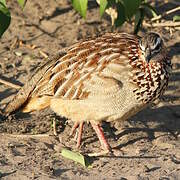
[
  {"left": 76, "top": 122, "right": 84, "bottom": 148},
  {"left": 69, "top": 122, "right": 79, "bottom": 137},
  {"left": 69, "top": 122, "right": 84, "bottom": 148},
  {"left": 88, "top": 122, "right": 111, "bottom": 156}
]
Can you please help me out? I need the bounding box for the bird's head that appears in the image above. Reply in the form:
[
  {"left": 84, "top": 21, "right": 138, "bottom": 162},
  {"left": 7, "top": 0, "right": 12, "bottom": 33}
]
[{"left": 139, "top": 32, "right": 166, "bottom": 63}]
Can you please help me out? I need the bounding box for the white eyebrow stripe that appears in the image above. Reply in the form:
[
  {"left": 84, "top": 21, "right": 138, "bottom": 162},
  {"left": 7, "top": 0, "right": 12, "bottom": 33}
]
[
  {"left": 139, "top": 42, "right": 145, "bottom": 51},
  {"left": 154, "top": 37, "right": 161, "bottom": 48}
]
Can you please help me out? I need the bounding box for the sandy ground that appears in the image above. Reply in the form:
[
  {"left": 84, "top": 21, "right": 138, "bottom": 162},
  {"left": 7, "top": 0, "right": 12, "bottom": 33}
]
[{"left": 0, "top": 1, "right": 180, "bottom": 179}]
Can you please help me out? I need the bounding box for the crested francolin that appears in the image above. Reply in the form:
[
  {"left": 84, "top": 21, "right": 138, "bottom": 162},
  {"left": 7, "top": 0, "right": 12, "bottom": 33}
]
[{"left": 5, "top": 32, "right": 171, "bottom": 156}]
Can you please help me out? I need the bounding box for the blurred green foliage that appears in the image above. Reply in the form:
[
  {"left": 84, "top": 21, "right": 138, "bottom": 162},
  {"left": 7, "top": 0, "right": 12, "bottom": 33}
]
[
  {"left": 17, "top": 0, "right": 26, "bottom": 8},
  {"left": 72, "top": 0, "right": 88, "bottom": 18},
  {"left": 0, "top": 0, "right": 26, "bottom": 37},
  {"left": 72, "top": 0, "right": 158, "bottom": 34},
  {"left": 0, "top": 0, "right": 157, "bottom": 38},
  {"left": 173, "top": 15, "right": 180, "bottom": 22},
  {"left": 0, "top": 0, "right": 11, "bottom": 37}
]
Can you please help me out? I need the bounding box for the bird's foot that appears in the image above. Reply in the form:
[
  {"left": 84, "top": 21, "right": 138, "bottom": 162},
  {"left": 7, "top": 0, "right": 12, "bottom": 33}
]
[
  {"left": 88, "top": 149, "right": 110, "bottom": 157},
  {"left": 88, "top": 121, "right": 111, "bottom": 157},
  {"left": 69, "top": 121, "right": 111, "bottom": 156},
  {"left": 88, "top": 149, "right": 124, "bottom": 157}
]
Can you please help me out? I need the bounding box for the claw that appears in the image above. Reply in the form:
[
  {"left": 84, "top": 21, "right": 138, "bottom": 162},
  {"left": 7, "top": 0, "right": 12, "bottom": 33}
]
[{"left": 88, "top": 149, "right": 110, "bottom": 157}]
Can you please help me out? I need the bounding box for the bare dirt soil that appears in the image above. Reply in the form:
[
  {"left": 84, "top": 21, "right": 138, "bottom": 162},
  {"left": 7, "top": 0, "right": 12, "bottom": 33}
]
[{"left": 0, "top": 1, "right": 180, "bottom": 179}]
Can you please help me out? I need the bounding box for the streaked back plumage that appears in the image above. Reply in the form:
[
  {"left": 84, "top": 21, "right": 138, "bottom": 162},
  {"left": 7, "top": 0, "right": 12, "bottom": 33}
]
[{"left": 4, "top": 33, "right": 171, "bottom": 121}]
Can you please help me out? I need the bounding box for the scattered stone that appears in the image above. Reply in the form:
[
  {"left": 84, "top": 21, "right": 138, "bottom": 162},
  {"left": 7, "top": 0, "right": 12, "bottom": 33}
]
[
  {"left": 157, "top": 142, "right": 174, "bottom": 150},
  {"left": 144, "top": 164, "right": 161, "bottom": 172},
  {"left": 119, "top": 177, "right": 127, "bottom": 180},
  {"left": 153, "top": 138, "right": 175, "bottom": 150},
  {"left": 135, "top": 147, "right": 148, "bottom": 155},
  {"left": 170, "top": 155, "right": 180, "bottom": 164},
  {"left": 159, "top": 176, "right": 170, "bottom": 180},
  {"left": 54, "top": 144, "right": 64, "bottom": 153},
  {"left": 14, "top": 51, "right": 23, "bottom": 57},
  {"left": 112, "top": 149, "right": 124, "bottom": 156},
  {"left": 41, "top": 20, "right": 59, "bottom": 34},
  {"left": 23, "top": 55, "right": 32, "bottom": 61},
  {"left": 43, "top": 165, "right": 54, "bottom": 174}
]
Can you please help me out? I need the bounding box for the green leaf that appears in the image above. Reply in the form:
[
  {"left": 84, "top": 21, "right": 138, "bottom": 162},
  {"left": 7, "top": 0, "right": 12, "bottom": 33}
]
[
  {"left": 173, "top": 15, "right": 180, "bottom": 22},
  {"left": 115, "top": 2, "right": 126, "bottom": 27},
  {"left": 0, "top": 0, "right": 11, "bottom": 37},
  {"left": 79, "top": 0, "right": 88, "bottom": 18},
  {"left": 142, "top": 3, "right": 157, "bottom": 17},
  {"left": 72, "top": 0, "right": 88, "bottom": 19},
  {"left": 122, "top": 0, "right": 141, "bottom": 20},
  {"left": 61, "top": 148, "right": 91, "bottom": 167},
  {"left": 17, "top": 0, "right": 27, "bottom": 9},
  {"left": 0, "top": 0, "right": 6, "bottom": 5},
  {"left": 134, "top": 9, "right": 141, "bottom": 34},
  {"left": 100, "top": 0, "right": 108, "bottom": 17},
  {"left": 134, "top": 9, "right": 144, "bottom": 34}
]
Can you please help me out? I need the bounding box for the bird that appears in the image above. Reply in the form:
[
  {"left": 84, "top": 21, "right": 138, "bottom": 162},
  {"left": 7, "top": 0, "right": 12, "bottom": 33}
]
[{"left": 4, "top": 32, "right": 171, "bottom": 156}]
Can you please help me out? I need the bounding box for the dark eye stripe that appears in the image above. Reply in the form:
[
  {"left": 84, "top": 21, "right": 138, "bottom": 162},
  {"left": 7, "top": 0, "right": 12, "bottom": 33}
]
[
  {"left": 151, "top": 37, "right": 162, "bottom": 51},
  {"left": 154, "top": 43, "right": 161, "bottom": 50}
]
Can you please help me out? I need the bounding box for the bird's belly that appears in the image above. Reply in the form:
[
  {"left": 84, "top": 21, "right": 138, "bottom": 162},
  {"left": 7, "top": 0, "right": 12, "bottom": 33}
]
[{"left": 50, "top": 82, "right": 144, "bottom": 122}]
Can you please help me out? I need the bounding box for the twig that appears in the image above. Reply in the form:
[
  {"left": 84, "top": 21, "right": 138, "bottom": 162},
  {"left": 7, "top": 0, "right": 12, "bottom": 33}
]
[
  {"left": 0, "top": 78, "right": 21, "bottom": 89},
  {"left": 53, "top": 119, "right": 58, "bottom": 136},
  {"left": 144, "top": 21, "right": 180, "bottom": 27},
  {"left": 39, "top": 50, "right": 48, "bottom": 58},
  {"left": 6, "top": 134, "right": 51, "bottom": 138},
  {"left": 151, "top": 6, "right": 180, "bottom": 22},
  {"left": 170, "top": 0, "right": 180, "bottom": 6}
]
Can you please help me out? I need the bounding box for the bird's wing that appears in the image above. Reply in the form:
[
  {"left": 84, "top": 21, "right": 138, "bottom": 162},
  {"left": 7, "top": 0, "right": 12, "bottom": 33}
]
[
  {"left": 5, "top": 33, "right": 140, "bottom": 114},
  {"left": 46, "top": 33, "right": 139, "bottom": 100},
  {"left": 50, "top": 75, "right": 125, "bottom": 122}
]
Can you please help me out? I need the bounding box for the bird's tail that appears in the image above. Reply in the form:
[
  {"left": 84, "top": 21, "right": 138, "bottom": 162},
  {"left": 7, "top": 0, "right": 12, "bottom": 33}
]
[
  {"left": 4, "top": 52, "right": 65, "bottom": 115},
  {"left": 4, "top": 84, "right": 32, "bottom": 115}
]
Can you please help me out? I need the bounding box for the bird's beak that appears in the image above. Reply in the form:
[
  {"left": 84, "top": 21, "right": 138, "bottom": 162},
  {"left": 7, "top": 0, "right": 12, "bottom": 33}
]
[{"left": 145, "top": 48, "right": 151, "bottom": 62}]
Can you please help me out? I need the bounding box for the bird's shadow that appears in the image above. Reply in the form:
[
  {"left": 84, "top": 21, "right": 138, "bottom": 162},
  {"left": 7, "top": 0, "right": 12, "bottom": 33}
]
[
  {"left": 84, "top": 104, "right": 180, "bottom": 152},
  {"left": 121, "top": 104, "right": 179, "bottom": 140},
  {"left": 0, "top": 170, "right": 17, "bottom": 178}
]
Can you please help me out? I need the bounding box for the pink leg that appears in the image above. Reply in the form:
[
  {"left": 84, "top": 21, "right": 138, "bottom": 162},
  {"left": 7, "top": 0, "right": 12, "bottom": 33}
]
[
  {"left": 69, "top": 122, "right": 84, "bottom": 148},
  {"left": 76, "top": 122, "right": 84, "bottom": 148},
  {"left": 90, "top": 122, "right": 110, "bottom": 151},
  {"left": 70, "top": 122, "right": 79, "bottom": 136}
]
